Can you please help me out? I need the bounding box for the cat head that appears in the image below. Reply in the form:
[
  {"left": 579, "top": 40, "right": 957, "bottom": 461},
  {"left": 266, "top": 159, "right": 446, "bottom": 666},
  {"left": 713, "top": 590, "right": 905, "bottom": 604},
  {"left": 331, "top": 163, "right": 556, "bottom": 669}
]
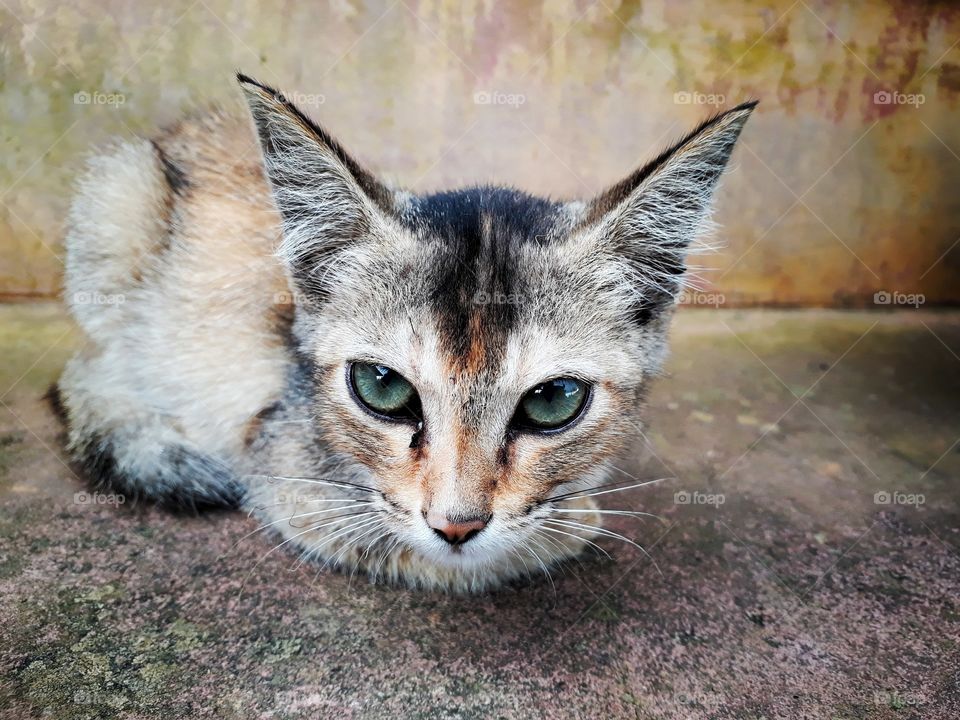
[{"left": 239, "top": 74, "right": 754, "bottom": 571}]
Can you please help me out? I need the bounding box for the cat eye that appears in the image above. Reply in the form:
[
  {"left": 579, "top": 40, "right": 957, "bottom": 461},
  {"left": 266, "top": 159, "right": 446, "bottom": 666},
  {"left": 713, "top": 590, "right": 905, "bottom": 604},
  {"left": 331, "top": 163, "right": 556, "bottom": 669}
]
[
  {"left": 511, "top": 377, "right": 590, "bottom": 433},
  {"left": 348, "top": 362, "right": 422, "bottom": 422}
]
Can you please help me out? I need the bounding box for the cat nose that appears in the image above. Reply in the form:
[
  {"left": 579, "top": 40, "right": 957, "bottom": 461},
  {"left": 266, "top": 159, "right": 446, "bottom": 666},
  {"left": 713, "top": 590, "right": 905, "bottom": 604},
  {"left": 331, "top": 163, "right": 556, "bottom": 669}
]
[{"left": 426, "top": 510, "right": 488, "bottom": 546}]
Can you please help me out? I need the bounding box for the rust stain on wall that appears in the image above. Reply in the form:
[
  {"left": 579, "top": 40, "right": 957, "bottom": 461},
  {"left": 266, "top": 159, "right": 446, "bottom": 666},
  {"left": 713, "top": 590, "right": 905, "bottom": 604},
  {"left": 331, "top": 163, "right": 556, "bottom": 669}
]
[{"left": 0, "top": 0, "right": 958, "bottom": 305}]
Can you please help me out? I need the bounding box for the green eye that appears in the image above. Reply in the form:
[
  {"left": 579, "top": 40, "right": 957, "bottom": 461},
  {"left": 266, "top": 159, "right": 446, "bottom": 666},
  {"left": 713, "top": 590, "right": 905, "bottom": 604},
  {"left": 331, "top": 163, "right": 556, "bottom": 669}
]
[
  {"left": 349, "top": 362, "right": 421, "bottom": 421},
  {"left": 512, "top": 378, "right": 590, "bottom": 432}
]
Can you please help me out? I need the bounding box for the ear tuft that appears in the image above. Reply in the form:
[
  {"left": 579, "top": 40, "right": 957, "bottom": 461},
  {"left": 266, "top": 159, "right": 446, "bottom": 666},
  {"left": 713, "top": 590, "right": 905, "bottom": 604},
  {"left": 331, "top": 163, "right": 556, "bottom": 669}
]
[
  {"left": 580, "top": 101, "right": 757, "bottom": 323},
  {"left": 237, "top": 73, "right": 397, "bottom": 303}
]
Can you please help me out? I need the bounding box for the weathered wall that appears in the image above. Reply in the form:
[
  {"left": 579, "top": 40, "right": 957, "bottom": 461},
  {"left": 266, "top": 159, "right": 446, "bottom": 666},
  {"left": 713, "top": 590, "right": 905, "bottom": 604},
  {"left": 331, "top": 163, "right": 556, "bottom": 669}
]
[{"left": 1, "top": 0, "right": 958, "bottom": 305}]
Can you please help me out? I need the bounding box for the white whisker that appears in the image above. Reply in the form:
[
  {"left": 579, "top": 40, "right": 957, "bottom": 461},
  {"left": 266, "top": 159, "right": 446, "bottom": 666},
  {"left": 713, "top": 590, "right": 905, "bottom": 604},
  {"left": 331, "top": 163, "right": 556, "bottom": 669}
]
[
  {"left": 549, "top": 477, "right": 670, "bottom": 503},
  {"left": 349, "top": 526, "right": 394, "bottom": 589},
  {"left": 244, "top": 474, "right": 377, "bottom": 494},
  {"left": 520, "top": 538, "right": 556, "bottom": 601},
  {"left": 371, "top": 536, "right": 403, "bottom": 582},
  {"left": 294, "top": 515, "right": 384, "bottom": 570},
  {"left": 250, "top": 497, "right": 374, "bottom": 513},
  {"left": 539, "top": 523, "right": 612, "bottom": 559},
  {"left": 544, "top": 519, "right": 662, "bottom": 575},
  {"left": 508, "top": 547, "right": 536, "bottom": 584},
  {"left": 531, "top": 529, "right": 585, "bottom": 575},
  {"left": 234, "top": 504, "right": 375, "bottom": 546},
  {"left": 547, "top": 508, "right": 664, "bottom": 522},
  {"left": 236, "top": 510, "right": 381, "bottom": 596},
  {"left": 323, "top": 519, "right": 386, "bottom": 575}
]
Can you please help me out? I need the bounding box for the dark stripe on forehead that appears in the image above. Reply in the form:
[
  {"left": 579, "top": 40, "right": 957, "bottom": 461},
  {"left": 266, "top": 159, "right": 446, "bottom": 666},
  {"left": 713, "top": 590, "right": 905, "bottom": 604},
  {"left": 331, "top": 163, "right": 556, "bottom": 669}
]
[
  {"left": 406, "top": 187, "right": 565, "bottom": 371},
  {"left": 410, "top": 186, "right": 562, "bottom": 246}
]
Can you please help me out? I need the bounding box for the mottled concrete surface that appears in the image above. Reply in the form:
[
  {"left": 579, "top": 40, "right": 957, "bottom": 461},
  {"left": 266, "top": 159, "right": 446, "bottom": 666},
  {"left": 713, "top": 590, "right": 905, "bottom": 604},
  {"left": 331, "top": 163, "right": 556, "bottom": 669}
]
[
  {"left": 2, "top": 0, "right": 960, "bottom": 304},
  {"left": 1, "top": 305, "right": 958, "bottom": 719}
]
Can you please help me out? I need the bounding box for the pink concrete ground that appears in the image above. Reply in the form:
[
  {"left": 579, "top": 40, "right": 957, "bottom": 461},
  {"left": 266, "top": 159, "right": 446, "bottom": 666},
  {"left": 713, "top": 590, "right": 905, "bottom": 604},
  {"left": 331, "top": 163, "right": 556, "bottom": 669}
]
[{"left": 1, "top": 306, "right": 958, "bottom": 719}]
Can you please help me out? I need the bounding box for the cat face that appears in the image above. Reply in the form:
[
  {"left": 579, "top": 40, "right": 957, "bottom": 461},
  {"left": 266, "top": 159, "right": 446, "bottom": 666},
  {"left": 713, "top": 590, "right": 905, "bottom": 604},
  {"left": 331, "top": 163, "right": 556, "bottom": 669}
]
[{"left": 240, "top": 74, "right": 754, "bottom": 570}]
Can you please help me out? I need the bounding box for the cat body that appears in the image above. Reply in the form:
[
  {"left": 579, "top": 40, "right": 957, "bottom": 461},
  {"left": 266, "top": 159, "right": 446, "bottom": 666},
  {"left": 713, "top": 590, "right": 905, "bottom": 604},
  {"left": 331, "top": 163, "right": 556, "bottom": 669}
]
[{"left": 58, "top": 75, "right": 754, "bottom": 592}]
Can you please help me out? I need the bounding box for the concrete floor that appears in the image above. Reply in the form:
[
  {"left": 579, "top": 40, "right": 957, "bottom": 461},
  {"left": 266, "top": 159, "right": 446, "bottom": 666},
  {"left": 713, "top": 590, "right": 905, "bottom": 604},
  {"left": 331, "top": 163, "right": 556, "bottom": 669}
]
[{"left": 0, "top": 305, "right": 958, "bottom": 719}]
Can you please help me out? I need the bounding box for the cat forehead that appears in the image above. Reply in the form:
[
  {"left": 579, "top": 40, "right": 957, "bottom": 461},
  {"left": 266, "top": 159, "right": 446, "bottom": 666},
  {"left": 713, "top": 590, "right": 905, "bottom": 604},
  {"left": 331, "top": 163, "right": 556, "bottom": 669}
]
[{"left": 389, "top": 187, "right": 593, "bottom": 348}]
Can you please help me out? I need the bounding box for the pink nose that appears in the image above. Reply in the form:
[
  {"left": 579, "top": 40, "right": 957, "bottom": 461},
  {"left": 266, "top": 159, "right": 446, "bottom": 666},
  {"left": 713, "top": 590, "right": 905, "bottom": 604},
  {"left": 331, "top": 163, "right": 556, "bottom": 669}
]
[{"left": 426, "top": 510, "right": 488, "bottom": 546}]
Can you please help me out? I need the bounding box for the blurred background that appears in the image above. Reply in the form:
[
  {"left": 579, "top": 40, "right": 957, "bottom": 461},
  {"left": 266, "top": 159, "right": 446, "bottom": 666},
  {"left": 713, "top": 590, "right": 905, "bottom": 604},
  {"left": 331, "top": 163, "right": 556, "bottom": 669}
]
[{"left": 1, "top": 0, "right": 958, "bottom": 306}]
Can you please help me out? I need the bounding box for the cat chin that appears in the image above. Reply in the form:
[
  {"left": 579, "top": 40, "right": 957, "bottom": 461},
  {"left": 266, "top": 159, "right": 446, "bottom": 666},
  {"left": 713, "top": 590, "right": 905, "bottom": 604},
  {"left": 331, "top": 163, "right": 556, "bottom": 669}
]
[{"left": 408, "top": 539, "right": 509, "bottom": 571}]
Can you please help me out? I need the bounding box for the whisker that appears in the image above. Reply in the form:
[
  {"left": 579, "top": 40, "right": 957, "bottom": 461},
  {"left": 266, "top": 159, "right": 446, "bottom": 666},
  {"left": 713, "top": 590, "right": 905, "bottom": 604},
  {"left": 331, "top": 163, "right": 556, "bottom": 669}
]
[
  {"left": 520, "top": 539, "right": 556, "bottom": 602},
  {"left": 547, "top": 477, "right": 672, "bottom": 503},
  {"left": 293, "top": 515, "right": 385, "bottom": 570},
  {"left": 544, "top": 519, "right": 662, "bottom": 576},
  {"left": 546, "top": 507, "right": 665, "bottom": 522},
  {"left": 538, "top": 523, "right": 612, "bottom": 559},
  {"left": 371, "top": 536, "right": 402, "bottom": 582},
  {"left": 531, "top": 529, "right": 584, "bottom": 575},
  {"left": 244, "top": 474, "right": 378, "bottom": 494},
  {"left": 237, "top": 510, "right": 381, "bottom": 596},
  {"left": 249, "top": 497, "right": 374, "bottom": 514},
  {"left": 349, "top": 526, "right": 393, "bottom": 589},
  {"left": 322, "top": 519, "right": 386, "bottom": 576},
  {"left": 295, "top": 516, "right": 385, "bottom": 572},
  {"left": 233, "top": 504, "right": 375, "bottom": 547},
  {"left": 264, "top": 511, "right": 380, "bottom": 563},
  {"left": 528, "top": 532, "right": 581, "bottom": 588},
  {"left": 317, "top": 518, "right": 383, "bottom": 577},
  {"left": 508, "top": 546, "right": 535, "bottom": 583}
]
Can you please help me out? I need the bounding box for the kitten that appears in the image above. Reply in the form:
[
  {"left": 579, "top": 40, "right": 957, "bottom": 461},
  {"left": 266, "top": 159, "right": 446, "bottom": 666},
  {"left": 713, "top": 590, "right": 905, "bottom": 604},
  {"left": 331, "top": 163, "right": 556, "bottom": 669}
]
[{"left": 57, "top": 73, "right": 754, "bottom": 592}]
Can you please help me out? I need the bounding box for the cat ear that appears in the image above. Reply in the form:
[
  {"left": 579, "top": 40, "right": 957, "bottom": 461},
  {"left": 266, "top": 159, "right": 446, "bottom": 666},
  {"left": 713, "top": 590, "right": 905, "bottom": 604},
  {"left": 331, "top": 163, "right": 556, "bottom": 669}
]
[
  {"left": 576, "top": 101, "right": 757, "bottom": 323},
  {"left": 237, "top": 73, "right": 400, "bottom": 300}
]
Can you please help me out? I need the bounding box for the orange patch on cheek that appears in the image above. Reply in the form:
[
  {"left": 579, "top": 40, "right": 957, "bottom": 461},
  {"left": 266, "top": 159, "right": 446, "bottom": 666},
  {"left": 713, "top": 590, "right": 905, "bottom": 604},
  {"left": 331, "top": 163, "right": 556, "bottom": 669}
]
[{"left": 488, "top": 441, "right": 551, "bottom": 513}]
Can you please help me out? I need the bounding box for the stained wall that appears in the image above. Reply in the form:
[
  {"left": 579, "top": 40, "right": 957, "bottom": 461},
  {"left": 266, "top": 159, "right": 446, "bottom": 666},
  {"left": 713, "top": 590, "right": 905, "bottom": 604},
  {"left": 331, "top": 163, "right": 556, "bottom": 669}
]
[{"left": 1, "top": 0, "right": 958, "bottom": 305}]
